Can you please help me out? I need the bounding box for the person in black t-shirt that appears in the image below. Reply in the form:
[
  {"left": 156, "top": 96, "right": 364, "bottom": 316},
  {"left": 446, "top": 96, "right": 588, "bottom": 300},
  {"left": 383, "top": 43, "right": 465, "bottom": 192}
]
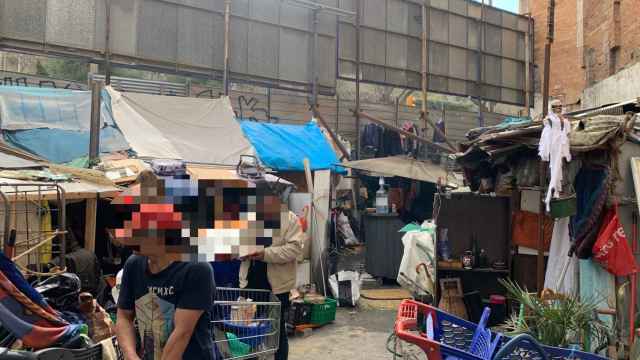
[{"left": 113, "top": 170, "right": 216, "bottom": 360}]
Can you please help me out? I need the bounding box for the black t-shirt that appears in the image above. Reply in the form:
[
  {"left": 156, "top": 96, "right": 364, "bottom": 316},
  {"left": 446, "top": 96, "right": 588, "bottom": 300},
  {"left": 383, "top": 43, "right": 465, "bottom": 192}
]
[{"left": 117, "top": 255, "right": 215, "bottom": 360}]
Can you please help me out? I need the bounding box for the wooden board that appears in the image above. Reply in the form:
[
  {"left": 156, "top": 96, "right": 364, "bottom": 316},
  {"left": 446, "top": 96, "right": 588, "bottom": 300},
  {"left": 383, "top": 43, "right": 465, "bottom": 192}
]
[
  {"left": 311, "top": 170, "right": 331, "bottom": 295},
  {"left": 84, "top": 197, "right": 97, "bottom": 252}
]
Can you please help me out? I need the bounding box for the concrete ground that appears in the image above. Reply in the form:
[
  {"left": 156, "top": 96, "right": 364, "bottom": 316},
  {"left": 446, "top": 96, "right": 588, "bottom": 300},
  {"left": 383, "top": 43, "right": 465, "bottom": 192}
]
[{"left": 289, "top": 307, "right": 399, "bottom": 360}]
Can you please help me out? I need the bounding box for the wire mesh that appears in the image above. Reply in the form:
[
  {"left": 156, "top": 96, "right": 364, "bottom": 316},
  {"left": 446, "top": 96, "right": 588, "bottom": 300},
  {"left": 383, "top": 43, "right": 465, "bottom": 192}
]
[{"left": 212, "top": 287, "right": 281, "bottom": 360}]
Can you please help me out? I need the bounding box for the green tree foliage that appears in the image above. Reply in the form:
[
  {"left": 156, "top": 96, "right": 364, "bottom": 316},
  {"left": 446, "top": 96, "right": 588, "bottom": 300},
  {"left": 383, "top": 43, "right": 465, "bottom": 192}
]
[{"left": 37, "top": 59, "right": 88, "bottom": 82}]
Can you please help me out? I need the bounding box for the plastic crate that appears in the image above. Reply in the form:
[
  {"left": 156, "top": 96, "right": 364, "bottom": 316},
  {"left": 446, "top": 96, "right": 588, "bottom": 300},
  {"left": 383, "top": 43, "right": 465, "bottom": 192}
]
[{"left": 306, "top": 298, "right": 337, "bottom": 326}]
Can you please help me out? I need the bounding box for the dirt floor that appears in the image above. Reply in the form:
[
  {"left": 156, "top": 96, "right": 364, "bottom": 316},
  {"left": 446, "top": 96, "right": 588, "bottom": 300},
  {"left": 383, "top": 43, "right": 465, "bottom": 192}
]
[{"left": 289, "top": 307, "right": 398, "bottom": 360}]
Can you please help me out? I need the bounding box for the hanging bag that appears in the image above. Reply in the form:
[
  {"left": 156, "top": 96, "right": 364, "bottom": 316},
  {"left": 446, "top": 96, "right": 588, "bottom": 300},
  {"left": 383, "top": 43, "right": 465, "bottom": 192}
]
[{"left": 592, "top": 206, "right": 639, "bottom": 276}]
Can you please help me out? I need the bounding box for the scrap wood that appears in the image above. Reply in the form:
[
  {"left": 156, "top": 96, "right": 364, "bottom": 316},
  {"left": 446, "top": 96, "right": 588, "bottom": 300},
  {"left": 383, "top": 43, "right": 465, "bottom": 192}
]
[{"left": 46, "top": 163, "right": 116, "bottom": 186}]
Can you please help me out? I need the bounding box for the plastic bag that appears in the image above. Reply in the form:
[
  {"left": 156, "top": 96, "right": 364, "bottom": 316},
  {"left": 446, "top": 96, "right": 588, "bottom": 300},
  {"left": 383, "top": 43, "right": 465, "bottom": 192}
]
[
  {"left": 328, "top": 271, "right": 361, "bottom": 307},
  {"left": 592, "top": 207, "right": 639, "bottom": 276},
  {"left": 337, "top": 212, "right": 359, "bottom": 246}
]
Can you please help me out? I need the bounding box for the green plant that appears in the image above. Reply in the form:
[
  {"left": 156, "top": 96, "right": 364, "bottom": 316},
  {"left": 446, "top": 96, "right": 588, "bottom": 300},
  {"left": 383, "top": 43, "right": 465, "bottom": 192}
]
[{"left": 498, "top": 279, "right": 611, "bottom": 349}]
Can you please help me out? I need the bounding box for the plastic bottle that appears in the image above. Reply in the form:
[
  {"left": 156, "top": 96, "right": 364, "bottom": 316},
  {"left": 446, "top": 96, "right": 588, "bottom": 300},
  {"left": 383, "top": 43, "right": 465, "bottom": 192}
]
[{"left": 375, "top": 177, "right": 389, "bottom": 214}]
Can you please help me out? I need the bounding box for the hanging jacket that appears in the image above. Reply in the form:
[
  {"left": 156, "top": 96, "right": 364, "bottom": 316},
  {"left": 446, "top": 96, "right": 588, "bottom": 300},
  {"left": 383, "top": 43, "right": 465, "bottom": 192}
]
[{"left": 361, "top": 124, "right": 383, "bottom": 153}]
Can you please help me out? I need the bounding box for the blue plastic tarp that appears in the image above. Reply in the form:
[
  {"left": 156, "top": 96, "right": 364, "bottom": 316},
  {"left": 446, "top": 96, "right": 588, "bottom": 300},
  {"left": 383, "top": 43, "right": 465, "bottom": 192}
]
[
  {"left": 0, "top": 87, "right": 130, "bottom": 163},
  {"left": 239, "top": 121, "right": 345, "bottom": 173}
]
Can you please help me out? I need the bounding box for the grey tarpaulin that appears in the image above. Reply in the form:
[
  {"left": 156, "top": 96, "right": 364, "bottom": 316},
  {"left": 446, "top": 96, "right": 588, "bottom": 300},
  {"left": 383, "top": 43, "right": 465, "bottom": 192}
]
[{"left": 107, "top": 87, "right": 255, "bottom": 165}]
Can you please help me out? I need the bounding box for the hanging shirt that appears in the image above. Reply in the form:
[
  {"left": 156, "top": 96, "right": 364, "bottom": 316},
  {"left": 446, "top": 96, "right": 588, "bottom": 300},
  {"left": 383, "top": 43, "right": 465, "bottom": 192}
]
[{"left": 538, "top": 112, "right": 571, "bottom": 211}]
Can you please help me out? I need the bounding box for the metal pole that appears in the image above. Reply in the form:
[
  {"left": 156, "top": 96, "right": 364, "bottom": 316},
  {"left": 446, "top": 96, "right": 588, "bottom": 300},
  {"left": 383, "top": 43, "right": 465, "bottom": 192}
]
[
  {"left": 267, "top": 87, "right": 272, "bottom": 121},
  {"left": 104, "top": 0, "right": 112, "bottom": 85},
  {"left": 355, "top": 0, "right": 361, "bottom": 159},
  {"left": 223, "top": 0, "right": 231, "bottom": 96},
  {"left": 538, "top": 0, "right": 555, "bottom": 294},
  {"left": 394, "top": 98, "right": 399, "bottom": 127},
  {"left": 311, "top": 9, "right": 320, "bottom": 108},
  {"left": 524, "top": 14, "right": 531, "bottom": 117},
  {"left": 478, "top": 0, "right": 485, "bottom": 127},
  {"left": 89, "top": 80, "right": 102, "bottom": 164},
  {"left": 421, "top": 2, "right": 429, "bottom": 134},
  {"left": 542, "top": 0, "right": 555, "bottom": 117}
]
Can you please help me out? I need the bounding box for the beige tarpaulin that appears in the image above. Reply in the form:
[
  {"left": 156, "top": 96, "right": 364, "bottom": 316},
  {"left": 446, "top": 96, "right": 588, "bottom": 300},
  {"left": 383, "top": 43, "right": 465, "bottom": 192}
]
[
  {"left": 107, "top": 87, "right": 255, "bottom": 165},
  {"left": 339, "top": 156, "right": 461, "bottom": 186}
]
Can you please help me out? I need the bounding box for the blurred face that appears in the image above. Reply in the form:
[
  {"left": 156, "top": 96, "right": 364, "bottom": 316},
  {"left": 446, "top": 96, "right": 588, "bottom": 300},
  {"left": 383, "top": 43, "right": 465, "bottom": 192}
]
[{"left": 111, "top": 175, "right": 285, "bottom": 261}]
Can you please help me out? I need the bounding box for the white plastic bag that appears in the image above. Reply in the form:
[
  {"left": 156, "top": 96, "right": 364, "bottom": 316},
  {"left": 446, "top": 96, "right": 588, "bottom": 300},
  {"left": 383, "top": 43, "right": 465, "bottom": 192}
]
[
  {"left": 328, "top": 271, "right": 361, "bottom": 307},
  {"left": 337, "top": 212, "right": 359, "bottom": 245},
  {"left": 397, "top": 221, "right": 436, "bottom": 296}
]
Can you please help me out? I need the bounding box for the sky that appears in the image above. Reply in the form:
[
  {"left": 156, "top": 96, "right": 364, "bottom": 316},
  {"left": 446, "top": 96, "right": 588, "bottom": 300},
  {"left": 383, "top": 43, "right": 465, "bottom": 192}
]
[{"left": 474, "top": 0, "right": 520, "bottom": 13}]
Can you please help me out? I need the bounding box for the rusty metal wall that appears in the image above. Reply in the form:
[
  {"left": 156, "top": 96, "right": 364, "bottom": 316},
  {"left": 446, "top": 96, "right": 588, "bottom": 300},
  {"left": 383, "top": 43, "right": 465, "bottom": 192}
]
[
  {"left": 0, "top": 0, "right": 337, "bottom": 90},
  {"left": 337, "top": 0, "right": 533, "bottom": 106}
]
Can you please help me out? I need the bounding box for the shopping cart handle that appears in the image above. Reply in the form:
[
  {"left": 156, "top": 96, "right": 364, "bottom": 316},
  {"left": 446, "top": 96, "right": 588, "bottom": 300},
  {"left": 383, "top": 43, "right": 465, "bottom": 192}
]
[{"left": 493, "top": 334, "right": 549, "bottom": 360}]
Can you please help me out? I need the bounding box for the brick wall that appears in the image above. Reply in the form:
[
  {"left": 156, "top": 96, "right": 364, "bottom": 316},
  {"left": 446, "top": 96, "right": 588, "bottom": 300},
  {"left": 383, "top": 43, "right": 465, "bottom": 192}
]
[{"left": 530, "top": 0, "right": 640, "bottom": 107}]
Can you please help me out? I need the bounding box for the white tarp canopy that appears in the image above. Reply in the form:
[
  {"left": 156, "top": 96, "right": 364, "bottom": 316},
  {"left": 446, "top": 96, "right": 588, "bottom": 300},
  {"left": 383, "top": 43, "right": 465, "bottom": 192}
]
[{"left": 107, "top": 87, "right": 254, "bottom": 165}]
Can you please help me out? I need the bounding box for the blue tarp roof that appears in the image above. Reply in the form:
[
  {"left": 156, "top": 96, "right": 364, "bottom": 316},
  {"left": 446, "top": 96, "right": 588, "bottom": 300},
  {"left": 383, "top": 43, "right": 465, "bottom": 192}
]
[
  {"left": 0, "top": 86, "right": 129, "bottom": 163},
  {"left": 239, "top": 121, "right": 345, "bottom": 173}
]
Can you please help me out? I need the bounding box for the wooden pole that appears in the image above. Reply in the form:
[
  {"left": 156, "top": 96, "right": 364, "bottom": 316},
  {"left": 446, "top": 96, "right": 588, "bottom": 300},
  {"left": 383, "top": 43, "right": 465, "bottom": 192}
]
[
  {"left": 524, "top": 13, "right": 531, "bottom": 117},
  {"left": 84, "top": 197, "right": 97, "bottom": 252},
  {"left": 89, "top": 80, "right": 102, "bottom": 164},
  {"left": 314, "top": 107, "right": 351, "bottom": 161},
  {"left": 421, "top": 2, "right": 429, "bottom": 135},
  {"left": 353, "top": 110, "right": 453, "bottom": 153},
  {"left": 223, "top": 0, "right": 231, "bottom": 96},
  {"left": 104, "top": 0, "right": 112, "bottom": 85},
  {"left": 421, "top": 112, "right": 457, "bottom": 152}
]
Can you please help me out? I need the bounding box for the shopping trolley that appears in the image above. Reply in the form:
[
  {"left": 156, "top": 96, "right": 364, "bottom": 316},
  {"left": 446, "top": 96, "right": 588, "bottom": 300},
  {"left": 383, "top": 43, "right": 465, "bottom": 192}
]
[
  {"left": 212, "top": 288, "right": 281, "bottom": 360},
  {"left": 395, "top": 299, "right": 608, "bottom": 360}
]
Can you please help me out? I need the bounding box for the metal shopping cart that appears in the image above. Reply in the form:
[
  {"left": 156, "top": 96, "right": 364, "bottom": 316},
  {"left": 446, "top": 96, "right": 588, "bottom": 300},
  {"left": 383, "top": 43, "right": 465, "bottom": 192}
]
[
  {"left": 395, "top": 299, "right": 608, "bottom": 360},
  {"left": 212, "top": 288, "right": 281, "bottom": 360}
]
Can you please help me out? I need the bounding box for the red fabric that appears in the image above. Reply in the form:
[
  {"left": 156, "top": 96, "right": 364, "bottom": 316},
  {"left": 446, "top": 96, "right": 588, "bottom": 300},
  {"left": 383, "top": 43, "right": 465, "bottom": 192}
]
[{"left": 593, "top": 207, "right": 639, "bottom": 276}]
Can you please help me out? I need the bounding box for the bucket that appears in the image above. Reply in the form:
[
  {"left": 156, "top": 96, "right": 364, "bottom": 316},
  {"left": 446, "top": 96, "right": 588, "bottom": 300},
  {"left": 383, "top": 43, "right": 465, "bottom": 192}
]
[{"left": 549, "top": 194, "right": 577, "bottom": 218}]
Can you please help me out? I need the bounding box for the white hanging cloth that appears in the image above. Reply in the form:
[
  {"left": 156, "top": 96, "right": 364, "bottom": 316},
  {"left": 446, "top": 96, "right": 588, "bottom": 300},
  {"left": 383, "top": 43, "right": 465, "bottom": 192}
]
[
  {"left": 544, "top": 218, "right": 578, "bottom": 296},
  {"left": 538, "top": 112, "right": 571, "bottom": 211}
]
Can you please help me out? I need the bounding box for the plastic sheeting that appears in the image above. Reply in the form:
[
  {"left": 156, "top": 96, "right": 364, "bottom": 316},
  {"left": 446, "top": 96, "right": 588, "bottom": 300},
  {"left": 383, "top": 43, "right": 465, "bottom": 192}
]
[
  {"left": 0, "top": 86, "right": 130, "bottom": 163},
  {"left": 5, "top": 127, "right": 130, "bottom": 164},
  {"left": 0, "top": 86, "right": 114, "bottom": 131},
  {"left": 240, "top": 121, "right": 343, "bottom": 172},
  {"left": 107, "top": 87, "right": 254, "bottom": 165}
]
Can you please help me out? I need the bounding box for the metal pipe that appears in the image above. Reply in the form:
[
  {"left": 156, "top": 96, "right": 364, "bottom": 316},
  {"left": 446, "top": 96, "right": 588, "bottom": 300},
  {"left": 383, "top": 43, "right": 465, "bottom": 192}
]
[
  {"left": 222, "top": 0, "right": 231, "bottom": 96},
  {"left": 542, "top": 0, "right": 555, "bottom": 117},
  {"left": 89, "top": 80, "right": 102, "bottom": 164},
  {"left": 631, "top": 210, "right": 638, "bottom": 347},
  {"left": 311, "top": 9, "right": 319, "bottom": 108},
  {"left": 478, "top": 0, "right": 485, "bottom": 127},
  {"left": 104, "top": 0, "right": 112, "bottom": 85},
  {"left": 524, "top": 14, "right": 531, "bottom": 116},
  {"left": 355, "top": 0, "right": 361, "bottom": 159},
  {"left": 0, "top": 191, "right": 10, "bottom": 248},
  {"left": 266, "top": 87, "right": 272, "bottom": 121},
  {"left": 421, "top": 2, "right": 428, "bottom": 133}
]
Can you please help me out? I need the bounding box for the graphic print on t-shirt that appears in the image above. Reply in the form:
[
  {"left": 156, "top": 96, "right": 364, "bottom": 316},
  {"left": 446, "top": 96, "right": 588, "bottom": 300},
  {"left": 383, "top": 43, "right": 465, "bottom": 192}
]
[{"left": 135, "top": 291, "right": 176, "bottom": 360}]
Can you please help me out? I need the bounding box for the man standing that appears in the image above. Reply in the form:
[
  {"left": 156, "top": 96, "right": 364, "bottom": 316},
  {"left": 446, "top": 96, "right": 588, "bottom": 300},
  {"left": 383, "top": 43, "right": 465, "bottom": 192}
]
[
  {"left": 114, "top": 170, "right": 216, "bottom": 360},
  {"left": 239, "top": 191, "right": 303, "bottom": 360}
]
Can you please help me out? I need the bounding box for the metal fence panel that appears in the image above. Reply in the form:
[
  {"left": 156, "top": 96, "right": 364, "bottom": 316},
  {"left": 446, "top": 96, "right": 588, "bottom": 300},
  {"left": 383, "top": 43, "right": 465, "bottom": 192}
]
[
  {"left": 1, "top": 0, "right": 47, "bottom": 43},
  {"left": 0, "top": 0, "right": 338, "bottom": 90},
  {"left": 337, "top": 0, "right": 532, "bottom": 106}
]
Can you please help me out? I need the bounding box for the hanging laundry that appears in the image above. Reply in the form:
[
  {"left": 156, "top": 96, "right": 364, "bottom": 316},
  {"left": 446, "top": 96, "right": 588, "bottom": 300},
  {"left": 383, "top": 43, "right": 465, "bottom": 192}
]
[
  {"left": 361, "top": 124, "right": 383, "bottom": 154},
  {"left": 432, "top": 118, "right": 446, "bottom": 143},
  {"left": 379, "top": 129, "right": 403, "bottom": 157},
  {"left": 544, "top": 218, "right": 578, "bottom": 296},
  {"left": 538, "top": 105, "right": 571, "bottom": 211},
  {"left": 401, "top": 122, "right": 419, "bottom": 156}
]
